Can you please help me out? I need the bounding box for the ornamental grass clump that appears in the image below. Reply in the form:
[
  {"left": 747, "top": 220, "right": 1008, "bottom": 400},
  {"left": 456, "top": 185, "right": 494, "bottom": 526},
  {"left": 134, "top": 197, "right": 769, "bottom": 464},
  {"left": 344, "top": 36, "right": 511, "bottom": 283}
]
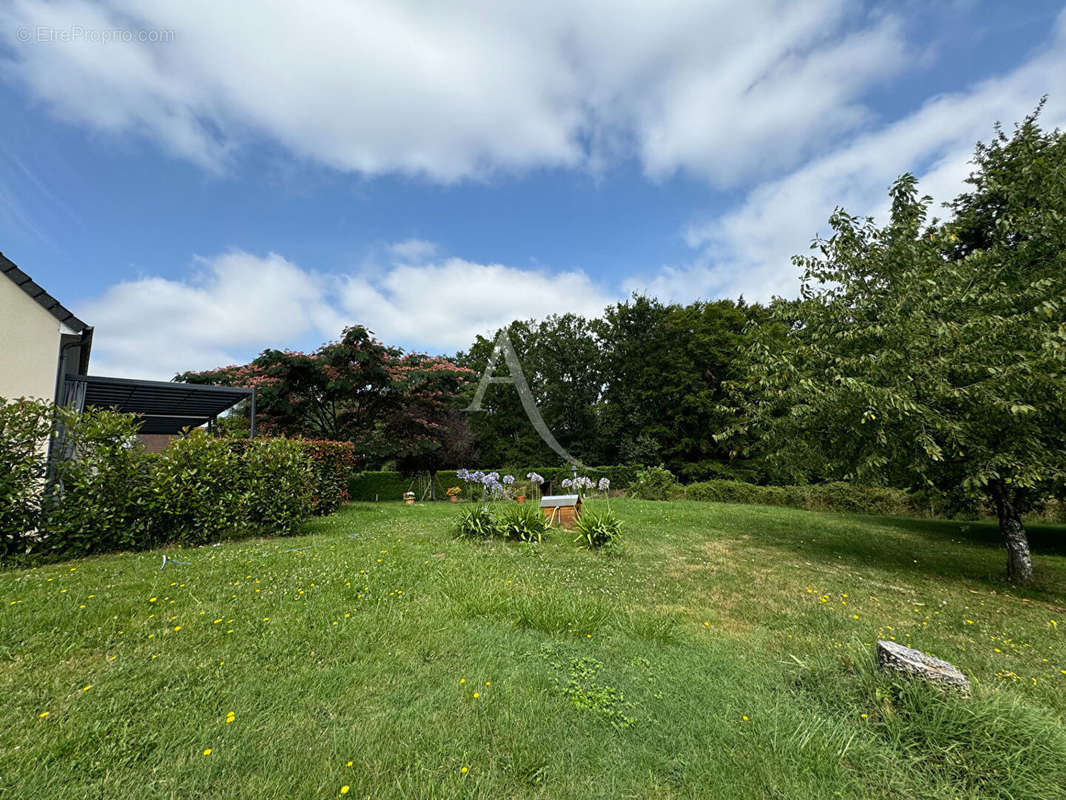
[
  {"left": 499, "top": 501, "right": 548, "bottom": 543},
  {"left": 573, "top": 505, "right": 622, "bottom": 550},
  {"left": 453, "top": 503, "right": 500, "bottom": 540}
]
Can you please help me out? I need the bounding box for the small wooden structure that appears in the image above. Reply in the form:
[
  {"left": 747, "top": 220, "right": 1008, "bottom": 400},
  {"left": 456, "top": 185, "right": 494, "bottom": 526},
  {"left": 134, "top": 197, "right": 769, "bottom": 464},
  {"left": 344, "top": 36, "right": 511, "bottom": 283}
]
[{"left": 540, "top": 494, "right": 581, "bottom": 528}]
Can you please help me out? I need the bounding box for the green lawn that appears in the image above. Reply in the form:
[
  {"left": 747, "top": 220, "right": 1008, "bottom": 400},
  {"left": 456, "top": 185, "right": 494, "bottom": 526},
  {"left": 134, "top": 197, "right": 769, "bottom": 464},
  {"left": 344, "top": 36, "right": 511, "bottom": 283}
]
[{"left": 2, "top": 499, "right": 1065, "bottom": 799}]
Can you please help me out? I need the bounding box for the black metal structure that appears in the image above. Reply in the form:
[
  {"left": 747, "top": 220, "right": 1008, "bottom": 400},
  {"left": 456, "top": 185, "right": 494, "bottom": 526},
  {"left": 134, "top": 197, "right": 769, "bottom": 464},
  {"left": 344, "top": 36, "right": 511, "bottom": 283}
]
[{"left": 63, "top": 375, "right": 255, "bottom": 436}]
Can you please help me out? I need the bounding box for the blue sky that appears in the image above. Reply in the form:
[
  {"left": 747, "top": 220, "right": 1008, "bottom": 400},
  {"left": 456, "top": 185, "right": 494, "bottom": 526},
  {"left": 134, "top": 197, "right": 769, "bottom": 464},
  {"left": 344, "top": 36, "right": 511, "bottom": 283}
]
[{"left": 1, "top": 0, "right": 1065, "bottom": 378}]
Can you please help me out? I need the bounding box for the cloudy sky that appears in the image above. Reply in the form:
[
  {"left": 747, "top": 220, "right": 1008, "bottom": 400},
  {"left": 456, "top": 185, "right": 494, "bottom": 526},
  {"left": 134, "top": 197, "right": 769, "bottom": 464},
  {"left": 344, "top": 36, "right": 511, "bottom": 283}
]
[{"left": 1, "top": 0, "right": 1065, "bottom": 378}]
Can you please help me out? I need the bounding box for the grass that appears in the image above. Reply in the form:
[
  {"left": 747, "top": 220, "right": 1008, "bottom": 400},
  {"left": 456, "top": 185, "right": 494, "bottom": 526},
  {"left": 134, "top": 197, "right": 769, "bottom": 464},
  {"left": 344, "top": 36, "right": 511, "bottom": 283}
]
[{"left": 1, "top": 498, "right": 1065, "bottom": 799}]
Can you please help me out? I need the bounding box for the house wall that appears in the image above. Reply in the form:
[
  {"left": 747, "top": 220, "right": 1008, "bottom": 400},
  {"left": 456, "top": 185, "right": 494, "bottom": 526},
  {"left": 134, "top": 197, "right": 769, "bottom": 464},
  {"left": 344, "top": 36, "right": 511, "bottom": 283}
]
[{"left": 0, "top": 274, "right": 63, "bottom": 402}]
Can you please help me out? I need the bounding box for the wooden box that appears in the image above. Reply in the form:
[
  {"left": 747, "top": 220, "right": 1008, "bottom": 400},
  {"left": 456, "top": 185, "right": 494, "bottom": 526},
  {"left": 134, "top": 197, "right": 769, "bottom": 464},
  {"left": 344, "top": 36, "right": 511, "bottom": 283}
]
[{"left": 540, "top": 494, "right": 581, "bottom": 528}]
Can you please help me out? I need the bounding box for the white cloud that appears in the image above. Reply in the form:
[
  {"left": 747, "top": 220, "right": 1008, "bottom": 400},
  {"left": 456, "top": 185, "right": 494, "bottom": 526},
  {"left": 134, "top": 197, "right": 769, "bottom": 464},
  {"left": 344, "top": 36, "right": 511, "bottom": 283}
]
[
  {"left": 0, "top": 0, "right": 906, "bottom": 184},
  {"left": 81, "top": 250, "right": 343, "bottom": 379},
  {"left": 633, "top": 10, "right": 1066, "bottom": 302},
  {"left": 79, "top": 245, "right": 615, "bottom": 378},
  {"left": 339, "top": 257, "right": 613, "bottom": 352}
]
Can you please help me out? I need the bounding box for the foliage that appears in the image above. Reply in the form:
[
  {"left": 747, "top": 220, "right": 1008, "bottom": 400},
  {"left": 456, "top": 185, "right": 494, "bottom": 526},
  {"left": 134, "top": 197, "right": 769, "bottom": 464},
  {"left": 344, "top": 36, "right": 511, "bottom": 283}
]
[
  {"left": 573, "top": 504, "right": 622, "bottom": 549},
  {"left": 292, "top": 439, "right": 356, "bottom": 516},
  {"left": 241, "top": 438, "right": 315, "bottom": 536},
  {"left": 0, "top": 398, "right": 54, "bottom": 558},
  {"left": 498, "top": 501, "right": 548, "bottom": 543},
  {"left": 346, "top": 465, "right": 642, "bottom": 502},
  {"left": 678, "top": 479, "right": 915, "bottom": 516},
  {"left": 42, "top": 406, "right": 153, "bottom": 557},
  {"left": 452, "top": 503, "right": 500, "bottom": 540},
  {"left": 629, "top": 464, "right": 679, "bottom": 500},
  {"left": 727, "top": 108, "right": 1066, "bottom": 581},
  {"left": 147, "top": 430, "right": 249, "bottom": 547},
  {"left": 179, "top": 325, "right": 472, "bottom": 466}
]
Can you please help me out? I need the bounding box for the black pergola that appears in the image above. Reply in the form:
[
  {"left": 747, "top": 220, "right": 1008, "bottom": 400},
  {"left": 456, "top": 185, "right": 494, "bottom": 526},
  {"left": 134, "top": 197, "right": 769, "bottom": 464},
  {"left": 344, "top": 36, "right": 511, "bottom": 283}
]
[{"left": 63, "top": 375, "right": 255, "bottom": 436}]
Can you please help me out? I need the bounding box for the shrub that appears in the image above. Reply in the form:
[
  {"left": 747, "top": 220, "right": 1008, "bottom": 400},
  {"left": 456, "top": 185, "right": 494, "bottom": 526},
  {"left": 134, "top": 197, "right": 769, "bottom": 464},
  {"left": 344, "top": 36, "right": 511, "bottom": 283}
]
[
  {"left": 148, "top": 430, "right": 248, "bottom": 546},
  {"left": 629, "top": 464, "right": 678, "bottom": 500},
  {"left": 42, "top": 406, "right": 153, "bottom": 556},
  {"left": 499, "top": 501, "right": 548, "bottom": 543},
  {"left": 299, "top": 440, "right": 357, "bottom": 515},
  {"left": 0, "top": 398, "right": 53, "bottom": 557},
  {"left": 681, "top": 480, "right": 787, "bottom": 506},
  {"left": 453, "top": 503, "right": 500, "bottom": 540},
  {"left": 243, "top": 438, "right": 314, "bottom": 535},
  {"left": 573, "top": 504, "right": 622, "bottom": 549}
]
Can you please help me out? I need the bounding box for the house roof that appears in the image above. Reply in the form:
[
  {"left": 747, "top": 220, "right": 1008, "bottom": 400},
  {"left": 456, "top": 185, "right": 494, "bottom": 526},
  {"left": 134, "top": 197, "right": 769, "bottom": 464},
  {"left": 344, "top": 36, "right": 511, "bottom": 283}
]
[
  {"left": 2, "top": 250, "right": 94, "bottom": 376},
  {"left": 65, "top": 374, "right": 253, "bottom": 435},
  {"left": 1, "top": 251, "right": 92, "bottom": 333}
]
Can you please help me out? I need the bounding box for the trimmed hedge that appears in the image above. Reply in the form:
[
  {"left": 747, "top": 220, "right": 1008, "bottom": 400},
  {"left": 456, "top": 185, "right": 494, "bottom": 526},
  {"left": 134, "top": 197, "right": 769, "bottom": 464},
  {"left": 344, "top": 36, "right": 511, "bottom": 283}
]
[
  {"left": 677, "top": 480, "right": 917, "bottom": 516},
  {"left": 348, "top": 465, "right": 642, "bottom": 502},
  {"left": 0, "top": 399, "right": 355, "bottom": 560}
]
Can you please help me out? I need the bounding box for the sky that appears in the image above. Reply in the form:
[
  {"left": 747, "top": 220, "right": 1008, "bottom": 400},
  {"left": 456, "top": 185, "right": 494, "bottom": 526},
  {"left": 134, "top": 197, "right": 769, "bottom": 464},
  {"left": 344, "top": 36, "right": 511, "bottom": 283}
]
[{"left": 1, "top": 0, "right": 1065, "bottom": 379}]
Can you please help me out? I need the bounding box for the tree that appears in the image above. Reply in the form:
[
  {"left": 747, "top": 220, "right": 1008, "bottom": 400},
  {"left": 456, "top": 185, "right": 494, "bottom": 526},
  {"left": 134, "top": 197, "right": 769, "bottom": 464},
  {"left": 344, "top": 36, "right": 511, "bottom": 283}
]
[
  {"left": 179, "top": 326, "right": 472, "bottom": 465},
  {"left": 730, "top": 109, "right": 1066, "bottom": 582},
  {"left": 595, "top": 294, "right": 757, "bottom": 478}
]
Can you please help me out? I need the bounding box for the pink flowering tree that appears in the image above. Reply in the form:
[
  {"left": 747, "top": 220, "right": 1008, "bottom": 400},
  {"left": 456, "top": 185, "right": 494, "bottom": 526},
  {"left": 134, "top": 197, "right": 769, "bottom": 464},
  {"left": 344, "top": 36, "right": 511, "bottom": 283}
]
[{"left": 178, "top": 325, "right": 473, "bottom": 465}]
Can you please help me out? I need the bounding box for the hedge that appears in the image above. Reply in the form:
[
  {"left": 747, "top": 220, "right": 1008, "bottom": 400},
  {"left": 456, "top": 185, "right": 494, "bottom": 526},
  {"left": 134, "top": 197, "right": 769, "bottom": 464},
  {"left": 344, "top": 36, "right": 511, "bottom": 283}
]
[
  {"left": 347, "top": 465, "right": 643, "bottom": 502},
  {"left": 677, "top": 479, "right": 917, "bottom": 516},
  {"left": 0, "top": 399, "right": 356, "bottom": 560}
]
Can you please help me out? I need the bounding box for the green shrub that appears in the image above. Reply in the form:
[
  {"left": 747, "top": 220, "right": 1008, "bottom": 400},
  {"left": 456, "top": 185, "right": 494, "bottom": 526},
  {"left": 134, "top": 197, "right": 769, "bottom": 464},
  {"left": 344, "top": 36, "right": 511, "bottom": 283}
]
[
  {"left": 0, "top": 398, "right": 53, "bottom": 557},
  {"left": 453, "top": 503, "right": 500, "bottom": 540},
  {"left": 301, "top": 440, "right": 357, "bottom": 515},
  {"left": 148, "top": 430, "right": 247, "bottom": 546},
  {"left": 629, "top": 464, "right": 678, "bottom": 500},
  {"left": 573, "top": 504, "right": 622, "bottom": 549},
  {"left": 681, "top": 480, "right": 787, "bottom": 506},
  {"left": 499, "top": 501, "right": 548, "bottom": 543},
  {"left": 243, "top": 438, "right": 314, "bottom": 535},
  {"left": 42, "top": 406, "right": 153, "bottom": 556}
]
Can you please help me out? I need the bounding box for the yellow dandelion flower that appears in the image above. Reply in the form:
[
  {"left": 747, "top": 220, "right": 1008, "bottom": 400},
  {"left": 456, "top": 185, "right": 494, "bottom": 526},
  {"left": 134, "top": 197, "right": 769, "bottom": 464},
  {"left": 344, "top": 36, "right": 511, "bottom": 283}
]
[
  {"left": 860, "top": 713, "right": 868, "bottom": 719},
  {"left": 173, "top": 626, "right": 181, "bottom": 631},
  {"left": 149, "top": 597, "right": 157, "bottom": 603},
  {"left": 742, "top": 715, "right": 749, "bottom": 721},
  {"left": 340, "top": 786, "right": 350, "bottom": 795},
  {"left": 38, "top": 711, "right": 50, "bottom": 718},
  {"left": 485, "top": 681, "right": 491, "bottom": 686},
  {"left": 202, "top": 749, "right": 212, "bottom": 756},
  {"left": 459, "top": 678, "right": 465, "bottom": 684},
  {"left": 473, "top": 692, "right": 480, "bottom": 699},
  {"left": 346, "top": 761, "right": 353, "bottom": 767},
  {"left": 460, "top": 766, "right": 468, "bottom": 774},
  {"left": 82, "top": 685, "right": 91, "bottom": 692}
]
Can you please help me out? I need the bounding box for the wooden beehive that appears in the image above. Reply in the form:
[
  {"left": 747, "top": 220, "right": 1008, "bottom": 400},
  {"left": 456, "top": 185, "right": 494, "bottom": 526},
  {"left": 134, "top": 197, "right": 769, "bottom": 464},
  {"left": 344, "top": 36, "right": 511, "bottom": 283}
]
[{"left": 540, "top": 494, "right": 581, "bottom": 528}]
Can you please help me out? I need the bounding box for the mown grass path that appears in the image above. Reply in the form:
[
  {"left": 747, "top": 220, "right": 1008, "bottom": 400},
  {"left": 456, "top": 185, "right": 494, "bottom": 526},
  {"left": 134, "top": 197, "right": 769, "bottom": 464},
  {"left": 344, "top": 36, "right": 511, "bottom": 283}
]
[{"left": 2, "top": 499, "right": 1064, "bottom": 798}]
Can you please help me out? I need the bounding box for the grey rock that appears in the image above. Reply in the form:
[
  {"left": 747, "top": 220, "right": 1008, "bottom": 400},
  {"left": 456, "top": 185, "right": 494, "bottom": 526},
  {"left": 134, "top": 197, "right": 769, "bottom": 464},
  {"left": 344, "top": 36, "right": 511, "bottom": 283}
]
[{"left": 876, "top": 640, "right": 971, "bottom": 695}]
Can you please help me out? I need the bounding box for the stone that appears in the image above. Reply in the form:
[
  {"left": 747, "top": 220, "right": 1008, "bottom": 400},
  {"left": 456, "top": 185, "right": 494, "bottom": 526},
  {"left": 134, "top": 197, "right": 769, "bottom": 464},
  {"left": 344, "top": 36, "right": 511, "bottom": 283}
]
[{"left": 875, "top": 640, "right": 971, "bottom": 695}]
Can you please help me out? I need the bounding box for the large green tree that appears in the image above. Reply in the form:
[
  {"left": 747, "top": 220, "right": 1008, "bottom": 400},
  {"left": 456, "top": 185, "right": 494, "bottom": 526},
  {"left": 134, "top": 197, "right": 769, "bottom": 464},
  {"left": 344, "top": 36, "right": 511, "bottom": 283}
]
[{"left": 730, "top": 110, "right": 1066, "bottom": 582}]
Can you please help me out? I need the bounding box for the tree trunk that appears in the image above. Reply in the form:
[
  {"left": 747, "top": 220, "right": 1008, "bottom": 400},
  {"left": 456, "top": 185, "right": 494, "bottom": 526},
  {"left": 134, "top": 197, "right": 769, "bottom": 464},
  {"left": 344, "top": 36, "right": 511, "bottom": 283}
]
[{"left": 989, "top": 481, "right": 1033, "bottom": 583}]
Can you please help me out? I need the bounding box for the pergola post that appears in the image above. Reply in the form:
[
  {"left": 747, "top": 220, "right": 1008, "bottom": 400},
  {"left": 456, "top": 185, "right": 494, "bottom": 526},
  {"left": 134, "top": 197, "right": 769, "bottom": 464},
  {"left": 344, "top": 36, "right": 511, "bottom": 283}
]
[{"left": 249, "top": 387, "right": 256, "bottom": 439}]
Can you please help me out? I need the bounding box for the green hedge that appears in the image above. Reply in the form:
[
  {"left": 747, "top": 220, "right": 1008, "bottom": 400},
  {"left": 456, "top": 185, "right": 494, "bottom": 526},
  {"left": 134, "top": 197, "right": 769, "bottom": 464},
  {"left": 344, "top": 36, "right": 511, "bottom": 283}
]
[
  {"left": 348, "top": 465, "right": 643, "bottom": 502},
  {"left": 677, "top": 480, "right": 917, "bottom": 516},
  {"left": 0, "top": 399, "right": 352, "bottom": 560}
]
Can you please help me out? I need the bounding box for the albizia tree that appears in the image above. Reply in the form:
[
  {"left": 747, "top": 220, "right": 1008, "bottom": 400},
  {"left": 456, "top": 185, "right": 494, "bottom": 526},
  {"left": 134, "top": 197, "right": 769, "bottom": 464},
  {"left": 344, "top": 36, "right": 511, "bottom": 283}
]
[{"left": 178, "top": 326, "right": 473, "bottom": 465}]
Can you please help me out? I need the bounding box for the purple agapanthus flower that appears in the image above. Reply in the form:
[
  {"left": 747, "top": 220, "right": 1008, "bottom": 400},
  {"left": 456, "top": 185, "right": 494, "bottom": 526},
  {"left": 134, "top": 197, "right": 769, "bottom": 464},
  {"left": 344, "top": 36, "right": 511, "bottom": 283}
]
[
  {"left": 502, "top": 474, "right": 515, "bottom": 485},
  {"left": 526, "top": 472, "right": 544, "bottom": 485},
  {"left": 598, "top": 477, "right": 610, "bottom": 491}
]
